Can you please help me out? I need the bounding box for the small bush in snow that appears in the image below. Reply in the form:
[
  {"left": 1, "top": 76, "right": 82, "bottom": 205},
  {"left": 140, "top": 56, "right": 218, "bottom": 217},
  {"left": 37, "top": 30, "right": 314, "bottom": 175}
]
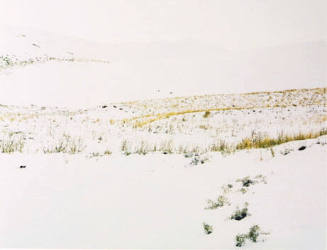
[
  {"left": 248, "top": 225, "right": 261, "bottom": 242},
  {"left": 206, "top": 195, "right": 230, "bottom": 209},
  {"left": 235, "top": 225, "right": 263, "bottom": 247},
  {"left": 235, "top": 225, "right": 269, "bottom": 247},
  {"left": 235, "top": 233, "right": 247, "bottom": 247},
  {"left": 203, "top": 222, "right": 213, "bottom": 234},
  {"left": 104, "top": 150, "right": 112, "bottom": 155},
  {"left": 230, "top": 204, "right": 250, "bottom": 221},
  {"left": 236, "top": 176, "right": 255, "bottom": 187}
]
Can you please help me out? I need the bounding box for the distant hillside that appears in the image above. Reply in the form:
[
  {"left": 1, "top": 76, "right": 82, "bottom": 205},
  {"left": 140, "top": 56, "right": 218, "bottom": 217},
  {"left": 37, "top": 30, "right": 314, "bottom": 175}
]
[{"left": 0, "top": 27, "right": 325, "bottom": 107}]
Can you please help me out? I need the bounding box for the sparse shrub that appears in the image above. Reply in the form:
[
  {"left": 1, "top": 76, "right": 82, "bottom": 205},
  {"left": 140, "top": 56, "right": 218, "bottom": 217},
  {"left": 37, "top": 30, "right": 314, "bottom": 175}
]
[
  {"left": 120, "top": 139, "right": 174, "bottom": 155},
  {"left": 90, "top": 152, "right": 101, "bottom": 158},
  {"left": 248, "top": 225, "right": 260, "bottom": 242},
  {"left": 221, "top": 184, "right": 233, "bottom": 194},
  {"left": 184, "top": 152, "right": 194, "bottom": 158},
  {"left": 135, "top": 141, "right": 150, "bottom": 155},
  {"left": 121, "top": 139, "right": 130, "bottom": 155},
  {"left": 43, "top": 134, "right": 84, "bottom": 154},
  {"left": 235, "top": 225, "right": 263, "bottom": 247},
  {"left": 190, "top": 156, "right": 200, "bottom": 165},
  {"left": 0, "top": 55, "right": 14, "bottom": 67},
  {"left": 231, "top": 204, "right": 250, "bottom": 221},
  {"left": 237, "top": 176, "right": 255, "bottom": 187},
  {"left": 239, "top": 187, "right": 248, "bottom": 194},
  {"left": 235, "top": 234, "right": 247, "bottom": 247},
  {"left": 203, "top": 111, "right": 211, "bottom": 118},
  {"left": 0, "top": 134, "right": 25, "bottom": 153},
  {"left": 280, "top": 148, "right": 292, "bottom": 155},
  {"left": 104, "top": 150, "right": 112, "bottom": 155},
  {"left": 0, "top": 54, "right": 110, "bottom": 71},
  {"left": 89, "top": 150, "right": 111, "bottom": 158},
  {"left": 199, "top": 124, "right": 209, "bottom": 130},
  {"left": 158, "top": 140, "right": 173, "bottom": 154},
  {"left": 254, "top": 174, "right": 267, "bottom": 184},
  {"left": 236, "top": 129, "right": 327, "bottom": 150},
  {"left": 319, "top": 128, "right": 327, "bottom": 136},
  {"left": 203, "top": 222, "right": 213, "bottom": 234},
  {"left": 206, "top": 195, "right": 230, "bottom": 209},
  {"left": 209, "top": 140, "right": 231, "bottom": 153}
]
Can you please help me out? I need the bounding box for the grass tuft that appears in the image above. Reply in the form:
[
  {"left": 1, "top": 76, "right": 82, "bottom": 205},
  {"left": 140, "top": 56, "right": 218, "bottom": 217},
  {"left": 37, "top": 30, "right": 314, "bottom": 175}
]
[
  {"left": 236, "top": 129, "right": 327, "bottom": 150},
  {"left": 0, "top": 134, "right": 25, "bottom": 153},
  {"left": 43, "top": 134, "right": 84, "bottom": 154}
]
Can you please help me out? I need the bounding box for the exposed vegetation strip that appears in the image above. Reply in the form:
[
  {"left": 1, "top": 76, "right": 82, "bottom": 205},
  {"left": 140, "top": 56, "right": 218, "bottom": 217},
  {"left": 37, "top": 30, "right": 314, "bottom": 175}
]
[{"left": 127, "top": 104, "right": 326, "bottom": 127}]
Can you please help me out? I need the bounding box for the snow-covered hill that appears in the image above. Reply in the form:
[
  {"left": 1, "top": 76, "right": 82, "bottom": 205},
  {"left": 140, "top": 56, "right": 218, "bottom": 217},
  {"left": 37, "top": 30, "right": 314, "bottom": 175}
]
[
  {"left": 0, "top": 85, "right": 326, "bottom": 248},
  {"left": 0, "top": 27, "right": 326, "bottom": 107},
  {"left": 0, "top": 26, "right": 326, "bottom": 249}
]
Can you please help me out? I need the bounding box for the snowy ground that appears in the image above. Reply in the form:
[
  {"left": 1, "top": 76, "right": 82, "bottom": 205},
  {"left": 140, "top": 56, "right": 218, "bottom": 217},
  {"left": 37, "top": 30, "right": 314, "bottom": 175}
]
[
  {"left": 0, "top": 27, "right": 326, "bottom": 249},
  {"left": 0, "top": 137, "right": 326, "bottom": 249},
  {"left": 0, "top": 87, "right": 326, "bottom": 249}
]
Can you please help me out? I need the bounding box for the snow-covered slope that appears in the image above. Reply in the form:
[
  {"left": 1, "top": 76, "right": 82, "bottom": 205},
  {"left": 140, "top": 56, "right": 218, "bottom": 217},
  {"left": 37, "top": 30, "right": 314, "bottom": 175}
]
[
  {"left": 0, "top": 27, "right": 326, "bottom": 107},
  {"left": 0, "top": 26, "right": 326, "bottom": 249},
  {"left": 0, "top": 86, "right": 326, "bottom": 248}
]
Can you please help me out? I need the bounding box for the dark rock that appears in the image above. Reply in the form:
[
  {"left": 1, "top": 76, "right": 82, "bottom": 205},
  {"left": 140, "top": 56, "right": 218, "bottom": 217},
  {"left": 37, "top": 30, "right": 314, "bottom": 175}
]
[
  {"left": 102, "top": 105, "right": 108, "bottom": 108},
  {"left": 298, "top": 146, "right": 306, "bottom": 151},
  {"left": 20, "top": 165, "right": 26, "bottom": 169},
  {"left": 234, "top": 212, "right": 247, "bottom": 221},
  {"left": 231, "top": 208, "right": 248, "bottom": 221}
]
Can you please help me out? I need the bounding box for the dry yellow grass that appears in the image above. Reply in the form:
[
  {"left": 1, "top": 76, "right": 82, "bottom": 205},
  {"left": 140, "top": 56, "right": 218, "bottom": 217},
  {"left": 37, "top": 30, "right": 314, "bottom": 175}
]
[
  {"left": 118, "top": 87, "right": 327, "bottom": 128},
  {"left": 236, "top": 129, "right": 327, "bottom": 150}
]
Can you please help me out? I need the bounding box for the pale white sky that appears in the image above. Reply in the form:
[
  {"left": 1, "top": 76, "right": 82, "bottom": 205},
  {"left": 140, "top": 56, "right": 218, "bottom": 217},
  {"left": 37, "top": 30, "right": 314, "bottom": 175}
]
[{"left": 0, "top": 0, "right": 326, "bottom": 49}]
